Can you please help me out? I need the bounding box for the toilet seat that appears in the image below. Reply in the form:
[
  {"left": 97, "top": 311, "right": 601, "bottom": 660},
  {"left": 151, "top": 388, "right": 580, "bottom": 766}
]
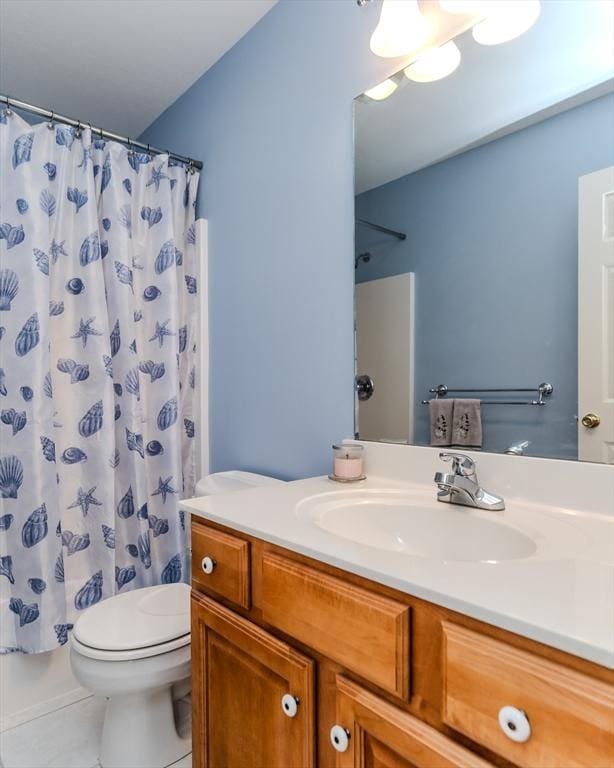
[
  {"left": 71, "top": 630, "right": 191, "bottom": 661},
  {"left": 72, "top": 582, "right": 190, "bottom": 660}
]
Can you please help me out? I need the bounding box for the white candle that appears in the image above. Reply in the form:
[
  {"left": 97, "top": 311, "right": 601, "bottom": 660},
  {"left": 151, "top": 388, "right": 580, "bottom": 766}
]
[
  {"left": 334, "top": 456, "right": 363, "bottom": 479},
  {"left": 332, "top": 443, "right": 364, "bottom": 481}
]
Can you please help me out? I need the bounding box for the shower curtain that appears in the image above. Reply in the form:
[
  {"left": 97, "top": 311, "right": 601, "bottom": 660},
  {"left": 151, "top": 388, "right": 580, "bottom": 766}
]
[{"left": 0, "top": 111, "right": 200, "bottom": 654}]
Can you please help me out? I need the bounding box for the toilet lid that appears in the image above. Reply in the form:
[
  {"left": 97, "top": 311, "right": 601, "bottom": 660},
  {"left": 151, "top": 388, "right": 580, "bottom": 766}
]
[{"left": 73, "top": 582, "right": 190, "bottom": 652}]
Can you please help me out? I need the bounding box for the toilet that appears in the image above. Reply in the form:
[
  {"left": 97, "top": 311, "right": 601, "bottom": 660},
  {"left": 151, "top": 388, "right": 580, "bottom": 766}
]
[
  {"left": 70, "top": 582, "right": 192, "bottom": 768},
  {"left": 70, "top": 471, "right": 283, "bottom": 768}
]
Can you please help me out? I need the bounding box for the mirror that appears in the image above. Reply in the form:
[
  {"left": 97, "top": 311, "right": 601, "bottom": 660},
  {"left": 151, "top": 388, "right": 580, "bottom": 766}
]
[{"left": 354, "top": 0, "right": 614, "bottom": 463}]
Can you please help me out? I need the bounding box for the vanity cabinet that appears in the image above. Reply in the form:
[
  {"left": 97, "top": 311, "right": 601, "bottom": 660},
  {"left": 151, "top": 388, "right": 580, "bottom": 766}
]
[
  {"left": 191, "top": 591, "right": 315, "bottom": 768},
  {"left": 190, "top": 519, "right": 614, "bottom": 768}
]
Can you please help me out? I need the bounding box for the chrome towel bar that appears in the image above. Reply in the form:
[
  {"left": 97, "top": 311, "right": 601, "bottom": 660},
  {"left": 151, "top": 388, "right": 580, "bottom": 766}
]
[{"left": 421, "top": 382, "right": 553, "bottom": 406}]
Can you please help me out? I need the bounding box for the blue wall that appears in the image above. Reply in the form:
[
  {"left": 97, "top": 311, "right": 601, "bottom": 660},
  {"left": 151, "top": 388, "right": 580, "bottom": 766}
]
[
  {"left": 140, "top": 0, "right": 405, "bottom": 479},
  {"left": 356, "top": 93, "right": 614, "bottom": 459}
]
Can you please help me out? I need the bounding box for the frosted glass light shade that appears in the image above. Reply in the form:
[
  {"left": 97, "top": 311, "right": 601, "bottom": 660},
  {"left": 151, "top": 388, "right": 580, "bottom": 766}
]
[
  {"left": 404, "top": 40, "right": 461, "bottom": 82},
  {"left": 439, "top": 0, "right": 505, "bottom": 16},
  {"left": 364, "top": 78, "right": 399, "bottom": 100},
  {"left": 370, "top": 0, "right": 430, "bottom": 58},
  {"left": 439, "top": 0, "right": 499, "bottom": 13},
  {"left": 472, "top": 1, "right": 541, "bottom": 45}
]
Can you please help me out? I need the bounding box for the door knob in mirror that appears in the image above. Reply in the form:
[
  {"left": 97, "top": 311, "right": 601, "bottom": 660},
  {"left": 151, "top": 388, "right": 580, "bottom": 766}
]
[{"left": 581, "top": 413, "right": 600, "bottom": 429}]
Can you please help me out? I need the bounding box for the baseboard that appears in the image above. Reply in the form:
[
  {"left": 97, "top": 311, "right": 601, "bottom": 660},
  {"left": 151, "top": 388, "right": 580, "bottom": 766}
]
[{"left": 0, "top": 686, "right": 92, "bottom": 733}]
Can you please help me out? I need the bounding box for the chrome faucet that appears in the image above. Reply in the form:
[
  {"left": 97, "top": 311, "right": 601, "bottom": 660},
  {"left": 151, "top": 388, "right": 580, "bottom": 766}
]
[
  {"left": 434, "top": 452, "right": 505, "bottom": 511},
  {"left": 505, "top": 440, "right": 531, "bottom": 456}
]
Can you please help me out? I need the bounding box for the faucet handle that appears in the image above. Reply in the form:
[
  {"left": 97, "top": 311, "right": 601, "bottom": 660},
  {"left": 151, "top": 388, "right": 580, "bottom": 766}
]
[{"left": 439, "top": 452, "right": 477, "bottom": 478}]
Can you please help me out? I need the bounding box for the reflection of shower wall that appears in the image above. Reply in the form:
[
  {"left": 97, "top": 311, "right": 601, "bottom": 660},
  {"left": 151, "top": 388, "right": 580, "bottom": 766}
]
[{"left": 355, "top": 91, "right": 614, "bottom": 459}]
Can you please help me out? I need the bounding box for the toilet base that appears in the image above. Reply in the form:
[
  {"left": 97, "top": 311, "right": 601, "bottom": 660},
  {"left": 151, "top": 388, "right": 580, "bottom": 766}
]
[
  {"left": 70, "top": 640, "right": 191, "bottom": 768},
  {"left": 100, "top": 684, "right": 191, "bottom": 768}
]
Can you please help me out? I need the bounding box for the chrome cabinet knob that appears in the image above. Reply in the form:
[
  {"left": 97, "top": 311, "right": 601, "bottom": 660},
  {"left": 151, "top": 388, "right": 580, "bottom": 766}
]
[
  {"left": 281, "top": 694, "right": 299, "bottom": 718},
  {"left": 581, "top": 413, "right": 600, "bottom": 429},
  {"left": 498, "top": 706, "right": 531, "bottom": 743},
  {"left": 201, "top": 556, "right": 216, "bottom": 575},
  {"left": 330, "top": 725, "right": 351, "bottom": 752}
]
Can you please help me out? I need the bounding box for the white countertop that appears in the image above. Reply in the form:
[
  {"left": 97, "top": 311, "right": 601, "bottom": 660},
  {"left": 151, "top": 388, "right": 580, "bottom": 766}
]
[{"left": 181, "top": 474, "right": 614, "bottom": 669}]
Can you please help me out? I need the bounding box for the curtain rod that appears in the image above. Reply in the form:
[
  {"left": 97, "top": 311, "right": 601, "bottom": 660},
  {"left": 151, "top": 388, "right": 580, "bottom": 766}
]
[
  {"left": 1, "top": 94, "right": 203, "bottom": 171},
  {"left": 356, "top": 218, "right": 406, "bottom": 241}
]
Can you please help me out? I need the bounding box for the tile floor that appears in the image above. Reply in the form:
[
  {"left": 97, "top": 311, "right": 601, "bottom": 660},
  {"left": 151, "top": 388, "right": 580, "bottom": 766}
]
[{"left": 0, "top": 694, "right": 191, "bottom": 768}]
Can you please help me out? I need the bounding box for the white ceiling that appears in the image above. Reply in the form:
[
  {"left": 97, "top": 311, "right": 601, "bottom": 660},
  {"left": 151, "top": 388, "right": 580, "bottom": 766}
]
[
  {"left": 356, "top": 0, "right": 614, "bottom": 194},
  {"left": 0, "top": 0, "right": 277, "bottom": 137}
]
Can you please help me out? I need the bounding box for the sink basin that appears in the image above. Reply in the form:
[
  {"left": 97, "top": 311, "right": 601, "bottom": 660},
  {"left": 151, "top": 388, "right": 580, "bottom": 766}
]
[{"left": 295, "top": 489, "right": 538, "bottom": 562}]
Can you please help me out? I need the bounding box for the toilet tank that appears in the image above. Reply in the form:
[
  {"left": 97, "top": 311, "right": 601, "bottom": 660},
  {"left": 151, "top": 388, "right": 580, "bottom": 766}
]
[{"left": 194, "top": 470, "right": 284, "bottom": 497}]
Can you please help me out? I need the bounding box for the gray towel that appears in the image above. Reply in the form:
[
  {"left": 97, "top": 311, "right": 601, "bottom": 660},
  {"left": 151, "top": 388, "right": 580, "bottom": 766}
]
[
  {"left": 452, "top": 399, "right": 482, "bottom": 448},
  {"left": 429, "top": 399, "right": 454, "bottom": 446}
]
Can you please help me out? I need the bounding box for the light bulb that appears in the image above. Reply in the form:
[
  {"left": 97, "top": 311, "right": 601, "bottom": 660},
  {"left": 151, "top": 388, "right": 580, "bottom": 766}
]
[
  {"left": 439, "top": 0, "right": 499, "bottom": 13},
  {"left": 404, "top": 40, "right": 461, "bottom": 82},
  {"left": 370, "top": 0, "right": 430, "bottom": 58},
  {"left": 472, "top": 0, "right": 541, "bottom": 45},
  {"left": 364, "top": 78, "right": 399, "bottom": 100}
]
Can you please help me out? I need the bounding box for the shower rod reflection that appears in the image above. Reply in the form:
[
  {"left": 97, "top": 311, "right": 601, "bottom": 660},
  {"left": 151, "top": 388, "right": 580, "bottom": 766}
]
[
  {"left": 356, "top": 218, "right": 406, "bottom": 241},
  {"left": 0, "top": 94, "right": 203, "bottom": 170}
]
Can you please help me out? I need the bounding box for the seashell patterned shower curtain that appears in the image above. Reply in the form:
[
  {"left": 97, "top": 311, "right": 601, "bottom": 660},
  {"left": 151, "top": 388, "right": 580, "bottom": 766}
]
[{"left": 0, "top": 111, "right": 199, "bottom": 653}]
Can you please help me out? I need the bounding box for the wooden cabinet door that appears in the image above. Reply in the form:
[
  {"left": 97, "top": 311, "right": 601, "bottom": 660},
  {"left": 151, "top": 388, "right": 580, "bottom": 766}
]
[
  {"left": 191, "top": 592, "right": 315, "bottom": 768},
  {"left": 332, "top": 676, "right": 492, "bottom": 768}
]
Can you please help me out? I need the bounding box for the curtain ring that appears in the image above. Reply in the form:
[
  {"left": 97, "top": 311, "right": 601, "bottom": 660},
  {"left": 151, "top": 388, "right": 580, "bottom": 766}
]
[
  {"left": 75, "top": 120, "right": 82, "bottom": 139},
  {"left": 147, "top": 143, "right": 151, "bottom": 159},
  {"left": 127, "top": 137, "right": 133, "bottom": 157},
  {"left": 5, "top": 97, "right": 12, "bottom": 116},
  {"left": 47, "top": 111, "right": 55, "bottom": 130}
]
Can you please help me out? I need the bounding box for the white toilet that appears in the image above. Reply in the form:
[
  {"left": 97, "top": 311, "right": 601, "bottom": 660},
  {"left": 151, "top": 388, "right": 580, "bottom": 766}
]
[
  {"left": 70, "top": 471, "right": 283, "bottom": 768},
  {"left": 70, "top": 582, "right": 192, "bottom": 768}
]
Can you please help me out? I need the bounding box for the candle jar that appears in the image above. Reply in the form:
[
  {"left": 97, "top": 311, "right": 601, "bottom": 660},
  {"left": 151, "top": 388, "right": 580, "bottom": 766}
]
[{"left": 330, "top": 444, "right": 365, "bottom": 482}]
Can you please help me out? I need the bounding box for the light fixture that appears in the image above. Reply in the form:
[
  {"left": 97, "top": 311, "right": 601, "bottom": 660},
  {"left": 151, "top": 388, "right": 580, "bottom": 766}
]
[
  {"left": 472, "top": 1, "right": 541, "bottom": 45},
  {"left": 404, "top": 40, "right": 461, "bottom": 82},
  {"left": 363, "top": 78, "right": 399, "bottom": 100},
  {"left": 439, "top": 0, "right": 498, "bottom": 14},
  {"left": 370, "top": 0, "right": 430, "bottom": 58}
]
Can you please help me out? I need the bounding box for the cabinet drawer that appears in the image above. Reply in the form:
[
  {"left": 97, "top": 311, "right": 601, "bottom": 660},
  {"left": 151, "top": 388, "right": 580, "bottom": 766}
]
[
  {"left": 191, "top": 521, "right": 250, "bottom": 609},
  {"left": 442, "top": 622, "right": 614, "bottom": 768},
  {"left": 334, "top": 675, "right": 493, "bottom": 768},
  {"left": 261, "top": 553, "right": 410, "bottom": 699}
]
